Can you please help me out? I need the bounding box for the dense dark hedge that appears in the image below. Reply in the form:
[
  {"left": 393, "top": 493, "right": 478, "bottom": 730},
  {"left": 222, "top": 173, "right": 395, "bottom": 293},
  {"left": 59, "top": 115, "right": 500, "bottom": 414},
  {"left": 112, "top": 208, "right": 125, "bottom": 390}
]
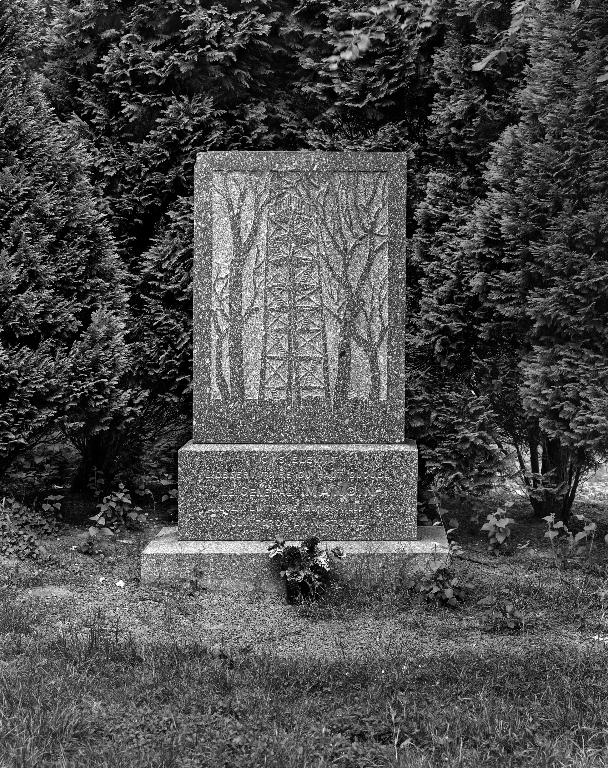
[
  {"left": 0, "top": 0, "right": 126, "bottom": 488},
  {"left": 1, "top": 0, "right": 607, "bottom": 518}
]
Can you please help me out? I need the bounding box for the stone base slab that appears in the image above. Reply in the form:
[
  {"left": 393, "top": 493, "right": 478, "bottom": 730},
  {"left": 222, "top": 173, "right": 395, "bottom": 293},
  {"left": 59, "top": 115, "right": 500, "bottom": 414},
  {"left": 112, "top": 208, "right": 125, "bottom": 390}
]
[
  {"left": 140, "top": 526, "right": 449, "bottom": 590},
  {"left": 178, "top": 441, "right": 418, "bottom": 540}
]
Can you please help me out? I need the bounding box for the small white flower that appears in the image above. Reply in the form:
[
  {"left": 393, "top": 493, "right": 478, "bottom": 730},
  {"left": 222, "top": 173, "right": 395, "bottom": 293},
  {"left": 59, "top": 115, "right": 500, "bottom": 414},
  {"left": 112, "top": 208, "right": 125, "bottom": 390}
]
[
  {"left": 115, "top": 580, "right": 126, "bottom": 588},
  {"left": 99, "top": 576, "right": 106, "bottom": 583}
]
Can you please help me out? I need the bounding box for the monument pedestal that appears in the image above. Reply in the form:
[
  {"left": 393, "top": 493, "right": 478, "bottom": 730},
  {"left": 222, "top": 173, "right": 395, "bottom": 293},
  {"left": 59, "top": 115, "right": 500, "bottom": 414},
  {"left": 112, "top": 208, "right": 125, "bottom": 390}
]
[
  {"left": 141, "top": 440, "right": 449, "bottom": 588},
  {"left": 140, "top": 526, "right": 449, "bottom": 589},
  {"left": 177, "top": 441, "right": 418, "bottom": 541}
]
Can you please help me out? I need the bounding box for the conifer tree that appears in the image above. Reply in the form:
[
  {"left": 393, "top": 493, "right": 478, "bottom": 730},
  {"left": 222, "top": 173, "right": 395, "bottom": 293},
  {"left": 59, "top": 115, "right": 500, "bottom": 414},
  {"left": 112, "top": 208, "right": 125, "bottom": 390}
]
[
  {"left": 0, "top": 0, "right": 126, "bottom": 488},
  {"left": 44, "top": 0, "right": 322, "bottom": 271},
  {"left": 407, "top": 0, "right": 526, "bottom": 499},
  {"left": 135, "top": 195, "right": 193, "bottom": 416},
  {"left": 421, "top": 0, "right": 608, "bottom": 519}
]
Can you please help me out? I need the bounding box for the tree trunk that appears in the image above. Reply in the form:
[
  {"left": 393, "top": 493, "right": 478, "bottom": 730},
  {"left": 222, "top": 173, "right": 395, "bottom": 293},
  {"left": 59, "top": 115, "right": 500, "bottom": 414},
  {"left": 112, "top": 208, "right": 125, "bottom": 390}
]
[
  {"left": 527, "top": 435, "right": 575, "bottom": 523},
  {"left": 214, "top": 337, "right": 230, "bottom": 403},
  {"left": 71, "top": 433, "right": 116, "bottom": 493},
  {"left": 334, "top": 322, "right": 352, "bottom": 406},
  {"left": 228, "top": 252, "right": 246, "bottom": 402},
  {"left": 368, "top": 346, "right": 380, "bottom": 402},
  {"left": 334, "top": 294, "right": 359, "bottom": 405}
]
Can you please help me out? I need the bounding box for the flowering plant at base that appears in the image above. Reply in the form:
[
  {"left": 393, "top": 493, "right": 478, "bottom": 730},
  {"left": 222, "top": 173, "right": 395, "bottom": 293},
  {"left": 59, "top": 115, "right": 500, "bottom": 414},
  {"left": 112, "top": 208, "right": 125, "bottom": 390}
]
[{"left": 268, "top": 536, "right": 345, "bottom": 602}]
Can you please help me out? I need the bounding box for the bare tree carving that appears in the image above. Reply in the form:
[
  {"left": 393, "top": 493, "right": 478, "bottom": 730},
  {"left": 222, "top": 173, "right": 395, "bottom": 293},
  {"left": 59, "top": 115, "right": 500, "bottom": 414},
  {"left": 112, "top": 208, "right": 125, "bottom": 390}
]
[
  {"left": 354, "top": 272, "right": 389, "bottom": 400},
  {"left": 299, "top": 174, "right": 388, "bottom": 403},
  {"left": 212, "top": 173, "right": 270, "bottom": 402},
  {"left": 259, "top": 177, "right": 331, "bottom": 404},
  {"left": 243, "top": 244, "right": 265, "bottom": 325},
  {"left": 211, "top": 272, "right": 230, "bottom": 402},
  {"left": 211, "top": 170, "right": 387, "bottom": 407}
]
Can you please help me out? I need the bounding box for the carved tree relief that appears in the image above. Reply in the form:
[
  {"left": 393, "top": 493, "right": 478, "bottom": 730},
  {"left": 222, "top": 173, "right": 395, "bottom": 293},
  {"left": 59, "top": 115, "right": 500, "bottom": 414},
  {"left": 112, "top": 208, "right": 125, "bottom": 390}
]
[
  {"left": 211, "top": 173, "right": 270, "bottom": 402},
  {"left": 210, "top": 171, "right": 388, "bottom": 406},
  {"left": 299, "top": 173, "right": 388, "bottom": 404}
]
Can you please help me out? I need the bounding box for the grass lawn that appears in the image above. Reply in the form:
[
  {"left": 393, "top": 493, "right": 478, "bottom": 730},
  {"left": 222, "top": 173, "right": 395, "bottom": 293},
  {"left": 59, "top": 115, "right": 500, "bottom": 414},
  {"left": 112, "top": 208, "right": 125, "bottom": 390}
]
[{"left": 1, "top": 489, "right": 608, "bottom": 767}]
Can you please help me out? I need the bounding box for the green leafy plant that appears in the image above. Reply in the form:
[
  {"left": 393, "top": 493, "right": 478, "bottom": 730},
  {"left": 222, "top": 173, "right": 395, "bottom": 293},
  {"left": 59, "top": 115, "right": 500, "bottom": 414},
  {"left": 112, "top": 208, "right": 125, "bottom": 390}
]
[
  {"left": 543, "top": 512, "right": 598, "bottom": 570},
  {"left": 2, "top": 496, "right": 60, "bottom": 537},
  {"left": 268, "top": 537, "right": 345, "bottom": 603},
  {"left": 478, "top": 596, "right": 525, "bottom": 632},
  {"left": 41, "top": 494, "right": 63, "bottom": 517},
  {"left": 76, "top": 534, "right": 99, "bottom": 556},
  {"left": 4, "top": 445, "right": 73, "bottom": 500},
  {"left": 88, "top": 483, "right": 147, "bottom": 537},
  {"left": 0, "top": 497, "right": 58, "bottom": 560},
  {"left": 403, "top": 566, "right": 472, "bottom": 608},
  {"left": 133, "top": 473, "right": 177, "bottom": 516},
  {"left": 481, "top": 502, "right": 515, "bottom": 554}
]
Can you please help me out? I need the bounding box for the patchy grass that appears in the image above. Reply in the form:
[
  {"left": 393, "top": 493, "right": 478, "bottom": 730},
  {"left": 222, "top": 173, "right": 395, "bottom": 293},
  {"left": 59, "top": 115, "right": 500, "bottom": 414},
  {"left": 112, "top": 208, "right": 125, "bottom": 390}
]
[
  {"left": 1, "top": 618, "right": 608, "bottom": 767},
  {"left": 1, "top": 496, "right": 608, "bottom": 767}
]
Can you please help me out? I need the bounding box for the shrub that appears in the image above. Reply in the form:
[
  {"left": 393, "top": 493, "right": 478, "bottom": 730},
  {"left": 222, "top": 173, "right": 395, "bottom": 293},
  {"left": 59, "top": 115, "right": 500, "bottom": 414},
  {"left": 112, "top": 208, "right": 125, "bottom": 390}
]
[
  {"left": 133, "top": 472, "right": 178, "bottom": 516},
  {"left": 478, "top": 596, "right": 525, "bottom": 632},
  {"left": 58, "top": 309, "right": 148, "bottom": 490},
  {"left": 0, "top": 0, "right": 124, "bottom": 483},
  {"left": 403, "top": 566, "right": 472, "bottom": 608},
  {"left": 88, "top": 483, "right": 147, "bottom": 537},
  {"left": 413, "top": 0, "right": 608, "bottom": 523},
  {"left": 544, "top": 512, "right": 598, "bottom": 570},
  {"left": 0, "top": 496, "right": 60, "bottom": 560}
]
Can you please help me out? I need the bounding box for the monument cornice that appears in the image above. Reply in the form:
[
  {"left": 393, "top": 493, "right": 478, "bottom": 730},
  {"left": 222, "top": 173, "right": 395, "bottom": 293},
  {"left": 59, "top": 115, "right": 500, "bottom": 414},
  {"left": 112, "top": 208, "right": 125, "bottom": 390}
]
[{"left": 196, "top": 150, "right": 407, "bottom": 173}]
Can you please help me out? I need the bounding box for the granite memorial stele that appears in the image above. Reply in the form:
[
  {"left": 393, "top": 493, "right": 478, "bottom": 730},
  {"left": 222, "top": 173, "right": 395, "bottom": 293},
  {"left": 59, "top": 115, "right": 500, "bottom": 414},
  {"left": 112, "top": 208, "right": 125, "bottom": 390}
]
[{"left": 141, "top": 151, "right": 448, "bottom": 588}]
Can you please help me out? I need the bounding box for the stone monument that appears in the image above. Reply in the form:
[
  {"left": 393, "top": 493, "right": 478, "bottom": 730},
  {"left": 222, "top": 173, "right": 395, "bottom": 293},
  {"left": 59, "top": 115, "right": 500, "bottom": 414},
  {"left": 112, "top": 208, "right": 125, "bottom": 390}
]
[{"left": 141, "top": 151, "right": 447, "bottom": 587}]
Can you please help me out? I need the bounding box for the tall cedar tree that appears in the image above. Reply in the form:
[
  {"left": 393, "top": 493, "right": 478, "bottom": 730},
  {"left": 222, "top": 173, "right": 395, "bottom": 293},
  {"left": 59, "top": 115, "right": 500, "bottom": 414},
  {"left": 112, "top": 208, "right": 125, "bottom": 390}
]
[
  {"left": 408, "top": 0, "right": 526, "bottom": 502},
  {"left": 44, "top": 0, "right": 353, "bottom": 271},
  {"left": 0, "top": 0, "right": 126, "bottom": 490},
  {"left": 421, "top": 0, "right": 608, "bottom": 519}
]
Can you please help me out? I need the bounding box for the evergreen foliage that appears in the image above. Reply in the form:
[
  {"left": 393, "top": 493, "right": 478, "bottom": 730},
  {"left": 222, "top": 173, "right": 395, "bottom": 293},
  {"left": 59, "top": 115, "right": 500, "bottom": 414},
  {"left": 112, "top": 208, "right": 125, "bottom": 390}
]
[
  {"left": 0, "top": 0, "right": 126, "bottom": 488},
  {"left": 57, "top": 308, "right": 147, "bottom": 488},
  {"left": 135, "top": 195, "right": 193, "bottom": 413},
  {"left": 1, "top": 0, "right": 606, "bottom": 519},
  {"left": 419, "top": 0, "right": 608, "bottom": 518},
  {"left": 44, "top": 0, "right": 322, "bottom": 266},
  {"left": 407, "top": 0, "right": 526, "bottom": 497}
]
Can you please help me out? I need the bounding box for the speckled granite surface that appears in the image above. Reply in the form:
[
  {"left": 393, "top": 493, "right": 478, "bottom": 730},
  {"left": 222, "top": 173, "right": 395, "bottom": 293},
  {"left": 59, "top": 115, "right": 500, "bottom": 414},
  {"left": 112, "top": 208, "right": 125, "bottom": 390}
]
[
  {"left": 141, "top": 526, "right": 448, "bottom": 587},
  {"left": 148, "top": 151, "right": 423, "bottom": 593},
  {"left": 192, "top": 151, "right": 407, "bottom": 443},
  {"left": 177, "top": 441, "right": 417, "bottom": 541}
]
